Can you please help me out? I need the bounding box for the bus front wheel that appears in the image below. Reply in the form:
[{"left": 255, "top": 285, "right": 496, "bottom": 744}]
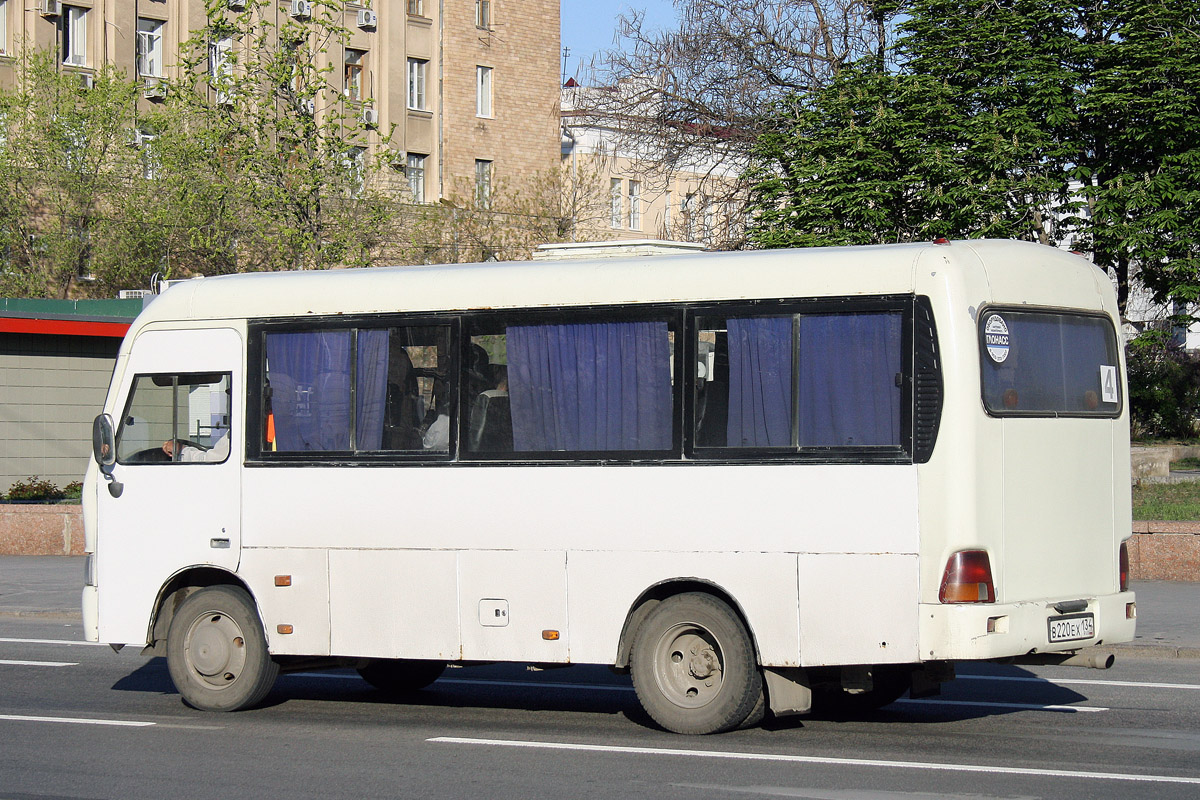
[
  {"left": 630, "top": 592, "right": 763, "bottom": 734},
  {"left": 165, "top": 586, "right": 279, "bottom": 712}
]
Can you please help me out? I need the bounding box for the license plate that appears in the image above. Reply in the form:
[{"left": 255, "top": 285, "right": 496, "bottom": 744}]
[{"left": 1048, "top": 613, "right": 1095, "bottom": 643}]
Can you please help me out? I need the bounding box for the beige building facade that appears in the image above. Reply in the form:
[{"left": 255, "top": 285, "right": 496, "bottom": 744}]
[
  {"left": 0, "top": 0, "right": 560, "bottom": 201},
  {"left": 561, "top": 83, "right": 746, "bottom": 248}
]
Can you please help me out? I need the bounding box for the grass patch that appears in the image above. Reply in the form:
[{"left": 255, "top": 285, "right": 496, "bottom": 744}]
[
  {"left": 1133, "top": 480, "right": 1200, "bottom": 521},
  {"left": 1171, "top": 457, "right": 1200, "bottom": 471}
]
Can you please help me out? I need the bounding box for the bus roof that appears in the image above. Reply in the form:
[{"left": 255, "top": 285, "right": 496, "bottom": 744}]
[{"left": 129, "top": 240, "right": 1110, "bottom": 330}]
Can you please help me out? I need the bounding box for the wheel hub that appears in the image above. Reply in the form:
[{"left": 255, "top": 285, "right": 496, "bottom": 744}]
[
  {"left": 654, "top": 623, "right": 725, "bottom": 708},
  {"left": 185, "top": 612, "right": 246, "bottom": 687}
]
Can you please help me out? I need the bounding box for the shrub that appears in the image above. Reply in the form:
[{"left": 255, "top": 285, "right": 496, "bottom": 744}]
[
  {"left": 5, "top": 476, "right": 65, "bottom": 502},
  {"left": 1127, "top": 334, "right": 1200, "bottom": 440}
]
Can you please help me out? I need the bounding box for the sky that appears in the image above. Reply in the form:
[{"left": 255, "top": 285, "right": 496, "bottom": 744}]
[{"left": 560, "top": 1, "right": 677, "bottom": 81}]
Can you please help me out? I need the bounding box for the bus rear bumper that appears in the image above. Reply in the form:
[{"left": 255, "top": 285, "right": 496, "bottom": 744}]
[{"left": 918, "top": 591, "right": 1135, "bottom": 662}]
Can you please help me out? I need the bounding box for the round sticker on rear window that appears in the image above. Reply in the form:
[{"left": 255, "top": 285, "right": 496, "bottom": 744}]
[{"left": 984, "top": 314, "right": 1010, "bottom": 363}]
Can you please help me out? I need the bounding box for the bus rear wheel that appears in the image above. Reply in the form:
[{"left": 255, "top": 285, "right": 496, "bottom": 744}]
[
  {"left": 630, "top": 593, "right": 763, "bottom": 734},
  {"left": 357, "top": 659, "right": 446, "bottom": 695},
  {"left": 166, "top": 586, "right": 279, "bottom": 712}
]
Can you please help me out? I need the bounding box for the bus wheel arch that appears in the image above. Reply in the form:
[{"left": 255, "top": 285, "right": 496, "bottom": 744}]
[
  {"left": 615, "top": 579, "right": 761, "bottom": 670},
  {"left": 146, "top": 567, "right": 255, "bottom": 657}
]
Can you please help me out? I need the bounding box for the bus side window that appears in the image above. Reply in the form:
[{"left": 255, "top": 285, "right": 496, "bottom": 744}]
[{"left": 695, "top": 311, "right": 903, "bottom": 451}]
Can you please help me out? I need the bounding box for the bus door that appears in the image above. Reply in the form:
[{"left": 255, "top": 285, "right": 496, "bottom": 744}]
[{"left": 95, "top": 328, "right": 243, "bottom": 646}]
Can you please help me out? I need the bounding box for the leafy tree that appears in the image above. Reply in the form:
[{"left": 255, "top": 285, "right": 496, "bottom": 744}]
[
  {"left": 0, "top": 51, "right": 139, "bottom": 298},
  {"left": 746, "top": 0, "right": 1200, "bottom": 319},
  {"left": 1072, "top": 0, "right": 1200, "bottom": 315}
]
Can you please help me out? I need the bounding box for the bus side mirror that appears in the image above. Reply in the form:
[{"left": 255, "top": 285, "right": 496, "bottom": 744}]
[{"left": 93, "top": 414, "right": 116, "bottom": 468}]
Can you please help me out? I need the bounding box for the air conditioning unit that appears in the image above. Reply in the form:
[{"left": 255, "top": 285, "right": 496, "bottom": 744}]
[
  {"left": 357, "top": 9, "right": 378, "bottom": 29},
  {"left": 290, "top": 0, "right": 312, "bottom": 19},
  {"left": 143, "top": 78, "right": 167, "bottom": 100},
  {"left": 40, "top": 0, "right": 62, "bottom": 17},
  {"left": 78, "top": 73, "right": 95, "bottom": 90},
  {"left": 227, "top": 0, "right": 247, "bottom": 9},
  {"left": 126, "top": 130, "right": 144, "bottom": 148},
  {"left": 361, "top": 107, "right": 379, "bottom": 127},
  {"left": 298, "top": 98, "right": 316, "bottom": 116},
  {"left": 389, "top": 149, "right": 407, "bottom": 169}
]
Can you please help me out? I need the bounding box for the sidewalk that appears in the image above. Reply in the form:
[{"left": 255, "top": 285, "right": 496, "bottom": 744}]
[{"left": 0, "top": 555, "right": 1195, "bottom": 658}]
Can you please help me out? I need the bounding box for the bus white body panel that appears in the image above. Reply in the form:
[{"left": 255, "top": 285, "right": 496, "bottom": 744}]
[{"left": 82, "top": 240, "right": 1134, "bottom": 732}]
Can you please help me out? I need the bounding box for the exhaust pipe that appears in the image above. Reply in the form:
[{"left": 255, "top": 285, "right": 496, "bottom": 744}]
[{"left": 1007, "top": 650, "right": 1115, "bottom": 669}]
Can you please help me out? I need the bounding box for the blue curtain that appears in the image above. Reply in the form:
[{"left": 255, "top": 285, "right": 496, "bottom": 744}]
[
  {"left": 726, "top": 316, "right": 793, "bottom": 447},
  {"left": 355, "top": 330, "right": 390, "bottom": 450},
  {"left": 796, "top": 313, "right": 901, "bottom": 446},
  {"left": 507, "top": 321, "right": 672, "bottom": 451},
  {"left": 266, "top": 331, "right": 352, "bottom": 451}
]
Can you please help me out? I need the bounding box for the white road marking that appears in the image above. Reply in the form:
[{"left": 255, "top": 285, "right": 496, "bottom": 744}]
[
  {"left": 429, "top": 737, "right": 1200, "bottom": 786},
  {"left": 0, "top": 637, "right": 106, "bottom": 647},
  {"left": 895, "top": 698, "right": 1106, "bottom": 712},
  {"left": 0, "top": 714, "right": 154, "bottom": 727},
  {"left": 961, "top": 675, "right": 1200, "bottom": 691},
  {"left": 0, "top": 659, "right": 77, "bottom": 667}
]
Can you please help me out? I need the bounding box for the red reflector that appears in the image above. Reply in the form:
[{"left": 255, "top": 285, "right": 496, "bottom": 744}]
[
  {"left": 1119, "top": 541, "right": 1130, "bottom": 592},
  {"left": 939, "top": 550, "right": 996, "bottom": 603},
  {"left": 933, "top": 238, "right": 951, "bottom": 246}
]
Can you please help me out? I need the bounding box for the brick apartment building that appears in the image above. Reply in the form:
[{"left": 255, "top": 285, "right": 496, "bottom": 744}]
[{"left": 0, "top": 0, "right": 560, "bottom": 202}]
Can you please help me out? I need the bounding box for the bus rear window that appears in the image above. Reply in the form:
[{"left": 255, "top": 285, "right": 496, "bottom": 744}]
[{"left": 980, "top": 310, "right": 1121, "bottom": 417}]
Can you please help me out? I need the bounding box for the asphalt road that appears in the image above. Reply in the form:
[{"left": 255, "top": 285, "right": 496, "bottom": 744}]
[{"left": 3, "top": 615, "right": 1200, "bottom": 800}]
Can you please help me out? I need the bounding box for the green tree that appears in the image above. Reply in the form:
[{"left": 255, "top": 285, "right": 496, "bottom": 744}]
[
  {"left": 0, "top": 51, "right": 139, "bottom": 298},
  {"left": 1073, "top": 0, "right": 1200, "bottom": 315},
  {"left": 136, "top": 0, "right": 404, "bottom": 278},
  {"left": 747, "top": 0, "right": 1200, "bottom": 318}
]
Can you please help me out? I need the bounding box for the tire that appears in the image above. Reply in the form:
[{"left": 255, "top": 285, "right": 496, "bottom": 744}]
[
  {"left": 166, "top": 586, "right": 279, "bottom": 712},
  {"left": 812, "top": 665, "right": 909, "bottom": 716},
  {"left": 630, "top": 593, "right": 763, "bottom": 734},
  {"left": 357, "top": 659, "right": 446, "bottom": 695}
]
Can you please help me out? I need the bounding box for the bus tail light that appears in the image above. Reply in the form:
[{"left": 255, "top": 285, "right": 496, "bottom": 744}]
[
  {"left": 939, "top": 550, "right": 996, "bottom": 603},
  {"left": 1119, "top": 540, "right": 1130, "bottom": 592}
]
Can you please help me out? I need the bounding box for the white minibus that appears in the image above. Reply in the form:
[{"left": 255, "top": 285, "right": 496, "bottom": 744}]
[{"left": 84, "top": 239, "right": 1136, "bottom": 734}]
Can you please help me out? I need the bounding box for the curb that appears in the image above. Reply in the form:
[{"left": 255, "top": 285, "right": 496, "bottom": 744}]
[
  {"left": 0, "top": 610, "right": 80, "bottom": 621},
  {"left": 1107, "top": 643, "right": 1200, "bottom": 661}
]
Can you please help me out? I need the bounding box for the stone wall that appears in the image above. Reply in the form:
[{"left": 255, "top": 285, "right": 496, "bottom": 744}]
[
  {"left": 1129, "top": 522, "right": 1200, "bottom": 581},
  {"left": 0, "top": 505, "right": 85, "bottom": 557}
]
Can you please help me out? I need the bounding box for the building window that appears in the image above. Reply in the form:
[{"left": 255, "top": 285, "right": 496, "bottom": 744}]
[
  {"left": 344, "top": 147, "right": 365, "bottom": 196},
  {"left": 476, "top": 0, "right": 490, "bottom": 29},
  {"left": 136, "top": 18, "right": 164, "bottom": 78},
  {"left": 0, "top": 1, "right": 9, "bottom": 57},
  {"left": 628, "top": 180, "right": 641, "bottom": 230},
  {"left": 476, "top": 65, "right": 493, "bottom": 118},
  {"left": 610, "top": 179, "right": 622, "bottom": 228},
  {"left": 344, "top": 48, "right": 365, "bottom": 102},
  {"left": 407, "top": 58, "right": 427, "bottom": 110},
  {"left": 62, "top": 6, "right": 88, "bottom": 67},
  {"left": 209, "top": 35, "right": 233, "bottom": 104},
  {"left": 475, "top": 159, "right": 492, "bottom": 208},
  {"left": 662, "top": 189, "right": 673, "bottom": 236},
  {"left": 681, "top": 193, "right": 694, "bottom": 240},
  {"left": 407, "top": 153, "right": 426, "bottom": 203},
  {"left": 407, "top": 0, "right": 423, "bottom": 15},
  {"left": 137, "top": 130, "right": 159, "bottom": 180}
]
